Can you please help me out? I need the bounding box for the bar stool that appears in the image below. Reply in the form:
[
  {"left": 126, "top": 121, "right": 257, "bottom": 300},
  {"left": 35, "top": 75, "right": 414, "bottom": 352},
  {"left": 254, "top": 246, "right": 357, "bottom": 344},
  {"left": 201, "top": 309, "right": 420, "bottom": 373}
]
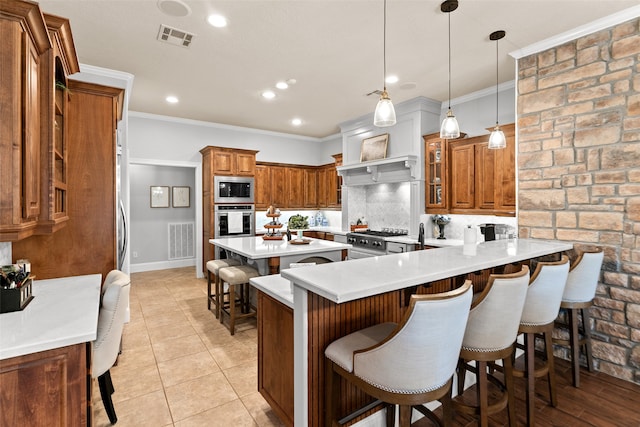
[
  {"left": 206, "top": 258, "right": 240, "bottom": 318},
  {"left": 218, "top": 265, "right": 259, "bottom": 335},
  {"left": 553, "top": 248, "right": 604, "bottom": 387},
  {"left": 325, "top": 281, "right": 473, "bottom": 427},
  {"left": 454, "top": 266, "right": 530, "bottom": 427},
  {"left": 514, "top": 255, "right": 569, "bottom": 427}
]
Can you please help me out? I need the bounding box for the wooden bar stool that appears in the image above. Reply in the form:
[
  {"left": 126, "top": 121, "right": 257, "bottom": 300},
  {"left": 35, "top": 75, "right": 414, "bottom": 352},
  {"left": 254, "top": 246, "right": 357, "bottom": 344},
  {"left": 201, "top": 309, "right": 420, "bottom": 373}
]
[
  {"left": 454, "top": 266, "right": 530, "bottom": 427},
  {"left": 514, "top": 255, "right": 569, "bottom": 426},
  {"left": 553, "top": 249, "right": 604, "bottom": 387},
  {"left": 324, "top": 282, "right": 473, "bottom": 427},
  {"left": 218, "top": 265, "right": 259, "bottom": 335},
  {"left": 206, "top": 258, "right": 240, "bottom": 318}
]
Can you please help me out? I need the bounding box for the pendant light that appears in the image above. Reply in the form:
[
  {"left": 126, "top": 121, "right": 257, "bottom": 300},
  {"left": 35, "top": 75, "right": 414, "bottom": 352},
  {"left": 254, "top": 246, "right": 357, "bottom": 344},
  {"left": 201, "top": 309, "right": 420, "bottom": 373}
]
[
  {"left": 374, "top": 0, "right": 396, "bottom": 127},
  {"left": 488, "top": 30, "right": 506, "bottom": 149},
  {"left": 440, "top": 0, "right": 460, "bottom": 139}
]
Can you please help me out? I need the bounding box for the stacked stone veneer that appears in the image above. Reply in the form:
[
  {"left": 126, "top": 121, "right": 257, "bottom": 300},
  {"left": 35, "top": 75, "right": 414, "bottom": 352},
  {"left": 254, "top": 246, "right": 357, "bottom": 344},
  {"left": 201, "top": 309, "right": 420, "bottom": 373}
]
[{"left": 517, "top": 17, "right": 640, "bottom": 384}]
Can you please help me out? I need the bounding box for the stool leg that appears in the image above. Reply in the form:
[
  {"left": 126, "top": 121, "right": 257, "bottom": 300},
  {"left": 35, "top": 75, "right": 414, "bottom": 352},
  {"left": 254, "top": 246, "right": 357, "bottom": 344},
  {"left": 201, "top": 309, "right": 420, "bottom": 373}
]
[
  {"left": 476, "top": 360, "right": 489, "bottom": 427},
  {"left": 582, "top": 307, "right": 594, "bottom": 372},
  {"left": 456, "top": 358, "right": 467, "bottom": 395},
  {"left": 207, "top": 270, "right": 212, "bottom": 311},
  {"left": 229, "top": 284, "right": 236, "bottom": 335},
  {"left": 441, "top": 389, "right": 453, "bottom": 427},
  {"left": 219, "top": 278, "right": 225, "bottom": 324},
  {"left": 568, "top": 308, "right": 581, "bottom": 387},
  {"left": 524, "top": 332, "right": 535, "bottom": 427},
  {"left": 544, "top": 327, "right": 558, "bottom": 407},
  {"left": 503, "top": 354, "right": 517, "bottom": 427},
  {"left": 399, "top": 405, "right": 412, "bottom": 427},
  {"left": 385, "top": 404, "right": 396, "bottom": 427}
]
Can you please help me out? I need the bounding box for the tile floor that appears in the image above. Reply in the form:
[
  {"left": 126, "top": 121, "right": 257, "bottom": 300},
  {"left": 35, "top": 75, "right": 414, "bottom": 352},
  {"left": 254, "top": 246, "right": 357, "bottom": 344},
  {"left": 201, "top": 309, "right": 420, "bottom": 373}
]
[{"left": 92, "top": 267, "right": 284, "bottom": 427}]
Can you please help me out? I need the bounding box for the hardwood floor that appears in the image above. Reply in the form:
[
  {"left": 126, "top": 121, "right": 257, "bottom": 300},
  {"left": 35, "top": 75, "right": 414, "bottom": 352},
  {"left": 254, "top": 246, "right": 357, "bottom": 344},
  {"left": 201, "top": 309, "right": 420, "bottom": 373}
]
[{"left": 103, "top": 267, "right": 640, "bottom": 426}]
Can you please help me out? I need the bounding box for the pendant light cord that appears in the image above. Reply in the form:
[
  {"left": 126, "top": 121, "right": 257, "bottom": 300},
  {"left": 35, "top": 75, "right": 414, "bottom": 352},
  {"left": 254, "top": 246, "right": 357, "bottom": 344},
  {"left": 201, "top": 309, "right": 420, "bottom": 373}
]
[
  {"left": 495, "top": 35, "right": 499, "bottom": 126},
  {"left": 383, "top": 0, "right": 387, "bottom": 92},
  {"left": 447, "top": 11, "right": 451, "bottom": 110}
]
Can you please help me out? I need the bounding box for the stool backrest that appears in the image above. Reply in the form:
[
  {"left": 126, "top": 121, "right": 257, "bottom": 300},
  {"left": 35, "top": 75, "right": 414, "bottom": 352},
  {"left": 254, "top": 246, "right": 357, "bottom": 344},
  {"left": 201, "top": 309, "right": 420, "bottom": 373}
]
[
  {"left": 93, "top": 270, "right": 131, "bottom": 378},
  {"left": 352, "top": 281, "right": 473, "bottom": 394},
  {"left": 462, "top": 266, "right": 530, "bottom": 352},
  {"left": 521, "top": 256, "right": 569, "bottom": 326},
  {"left": 562, "top": 249, "right": 604, "bottom": 303}
]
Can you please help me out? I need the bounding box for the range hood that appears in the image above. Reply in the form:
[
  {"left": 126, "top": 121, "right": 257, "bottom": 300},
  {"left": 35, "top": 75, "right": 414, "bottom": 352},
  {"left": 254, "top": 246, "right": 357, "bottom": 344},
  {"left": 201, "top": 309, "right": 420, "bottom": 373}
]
[{"left": 337, "top": 155, "right": 418, "bottom": 186}]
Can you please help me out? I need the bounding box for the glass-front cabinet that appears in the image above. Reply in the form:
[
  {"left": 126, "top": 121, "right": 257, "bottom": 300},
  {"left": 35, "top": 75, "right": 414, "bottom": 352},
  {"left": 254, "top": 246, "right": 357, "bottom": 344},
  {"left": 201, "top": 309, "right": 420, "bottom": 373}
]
[{"left": 424, "top": 133, "right": 466, "bottom": 213}]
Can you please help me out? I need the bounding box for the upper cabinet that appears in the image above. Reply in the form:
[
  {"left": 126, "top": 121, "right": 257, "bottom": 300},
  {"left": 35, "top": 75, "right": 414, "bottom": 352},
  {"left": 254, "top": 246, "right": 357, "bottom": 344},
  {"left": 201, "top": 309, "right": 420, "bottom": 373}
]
[
  {"left": 0, "top": 1, "right": 80, "bottom": 241},
  {"left": 208, "top": 147, "right": 257, "bottom": 176},
  {"left": 424, "top": 124, "right": 515, "bottom": 216}
]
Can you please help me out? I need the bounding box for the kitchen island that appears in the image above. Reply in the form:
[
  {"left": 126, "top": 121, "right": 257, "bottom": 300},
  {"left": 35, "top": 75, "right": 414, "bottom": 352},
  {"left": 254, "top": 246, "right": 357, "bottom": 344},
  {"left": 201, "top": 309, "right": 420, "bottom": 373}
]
[
  {"left": 209, "top": 235, "right": 351, "bottom": 274},
  {"left": 266, "top": 239, "right": 573, "bottom": 426},
  {"left": 0, "top": 274, "right": 101, "bottom": 426}
]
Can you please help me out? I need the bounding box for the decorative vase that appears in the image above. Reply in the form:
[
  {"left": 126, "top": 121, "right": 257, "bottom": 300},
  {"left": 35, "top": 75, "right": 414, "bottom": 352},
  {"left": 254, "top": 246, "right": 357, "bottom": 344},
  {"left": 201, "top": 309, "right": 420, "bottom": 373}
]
[{"left": 297, "top": 230, "right": 304, "bottom": 240}]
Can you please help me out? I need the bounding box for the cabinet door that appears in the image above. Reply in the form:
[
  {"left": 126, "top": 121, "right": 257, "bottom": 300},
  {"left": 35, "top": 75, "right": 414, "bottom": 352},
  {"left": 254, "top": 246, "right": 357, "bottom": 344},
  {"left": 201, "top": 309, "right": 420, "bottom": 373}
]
[
  {"left": 317, "top": 168, "right": 327, "bottom": 208},
  {"left": 425, "top": 137, "right": 446, "bottom": 211},
  {"left": 288, "top": 168, "right": 304, "bottom": 208},
  {"left": 270, "top": 166, "right": 288, "bottom": 208},
  {"left": 22, "top": 35, "right": 41, "bottom": 220},
  {"left": 212, "top": 151, "right": 234, "bottom": 175},
  {"left": 449, "top": 143, "right": 475, "bottom": 210},
  {"left": 495, "top": 125, "right": 516, "bottom": 212},
  {"left": 236, "top": 152, "right": 256, "bottom": 176},
  {"left": 303, "top": 168, "right": 317, "bottom": 208},
  {"left": 326, "top": 165, "right": 339, "bottom": 207},
  {"left": 254, "top": 164, "right": 270, "bottom": 210},
  {"left": 475, "top": 143, "right": 496, "bottom": 210}
]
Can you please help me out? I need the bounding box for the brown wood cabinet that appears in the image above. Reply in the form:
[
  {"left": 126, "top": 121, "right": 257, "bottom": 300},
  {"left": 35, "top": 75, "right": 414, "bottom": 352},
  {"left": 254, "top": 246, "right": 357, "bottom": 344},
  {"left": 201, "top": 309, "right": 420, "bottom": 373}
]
[
  {"left": 0, "top": 343, "right": 90, "bottom": 427},
  {"left": 269, "top": 166, "right": 288, "bottom": 208},
  {"left": 0, "top": 1, "right": 51, "bottom": 241},
  {"left": 210, "top": 147, "right": 256, "bottom": 176},
  {"left": 424, "top": 124, "right": 515, "bottom": 216},
  {"left": 13, "top": 81, "right": 124, "bottom": 280},
  {"left": 254, "top": 164, "right": 270, "bottom": 210},
  {"left": 303, "top": 168, "right": 317, "bottom": 208},
  {"left": 287, "top": 167, "right": 305, "bottom": 208}
]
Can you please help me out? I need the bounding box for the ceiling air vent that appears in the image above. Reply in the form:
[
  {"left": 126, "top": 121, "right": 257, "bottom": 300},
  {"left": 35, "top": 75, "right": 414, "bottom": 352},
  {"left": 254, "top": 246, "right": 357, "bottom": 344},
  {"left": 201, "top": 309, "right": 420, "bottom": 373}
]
[{"left": 157, "top": 24, "right": 194, "bottom": 48}]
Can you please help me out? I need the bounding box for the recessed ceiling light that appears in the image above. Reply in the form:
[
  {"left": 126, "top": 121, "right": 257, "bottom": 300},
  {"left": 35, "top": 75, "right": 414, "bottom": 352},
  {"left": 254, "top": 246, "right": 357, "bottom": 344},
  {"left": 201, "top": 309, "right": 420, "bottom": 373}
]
[
  {"left": 166, "top": 95, "right": 179, "bottom": 104},
  {"left": 157, "top": 0, "right": 191, "bottom": 17},
  {"left": 261, "top": 90, "right": 276, "bottom": 99},
  {"left": 276, "top": 81, "right": 289, "bottom": 90},
  {"left": 207, "top": 14, "right": 227, "bottom": 28},
  {"left": 291, "top": 118, "right": 302, "bottom": 126},
  {"left": 385, "top": 75, "right": 399, "bottom": 84}
]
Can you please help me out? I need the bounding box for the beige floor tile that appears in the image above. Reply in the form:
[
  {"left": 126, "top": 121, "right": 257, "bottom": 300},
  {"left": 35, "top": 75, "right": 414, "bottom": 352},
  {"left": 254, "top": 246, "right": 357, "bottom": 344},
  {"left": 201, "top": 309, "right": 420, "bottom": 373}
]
[
  {"left": 165, "top": 371, "right": 238, "bottom": 421},
  {"left": 110, "top": 363, "right": 163, "bottom": 403},
  {"left": 121, "top": 324, "right": 152, "bottom": 350},
  {"left": 223, "top": 360, "right": 258, "bottom": 397},
  {"left": 148, "top": 321, "right": 198, "bottom": 344},
  {"left": 241, "top": 391, "right": 286, "bottom": 427},
  {"left": 145, "top": 309, "right": 191, "bottom": 329},
  {"left": 209, "top": 343, "right": 257, "bottom": 370},
  {"left": 152, "top": 334, "right": 207, "bottom": 363},
  {"left": 116, "top": 343, "right": 156, "bottom": 371},
  {"left": 93, "top": 389, "right": 173, "bottom": 427},
  {"left": 158, "top": 350, "right": 221, "bottom": 387},
  {"left": 174, "top": 399, "right": 257, "bottom": 427}
]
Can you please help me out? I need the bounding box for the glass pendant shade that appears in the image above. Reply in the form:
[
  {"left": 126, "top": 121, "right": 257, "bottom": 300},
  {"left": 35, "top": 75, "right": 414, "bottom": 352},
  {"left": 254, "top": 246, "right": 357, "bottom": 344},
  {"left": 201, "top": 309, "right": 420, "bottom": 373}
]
[
  {"left": 488, "top": 125, "right": 506, "bottom": 149},
  {"left": 374, "top": 90, "right": 396, "bottom": 127},
  {"left": 440, "top": 109, "right": 460, "bottom": 139}
]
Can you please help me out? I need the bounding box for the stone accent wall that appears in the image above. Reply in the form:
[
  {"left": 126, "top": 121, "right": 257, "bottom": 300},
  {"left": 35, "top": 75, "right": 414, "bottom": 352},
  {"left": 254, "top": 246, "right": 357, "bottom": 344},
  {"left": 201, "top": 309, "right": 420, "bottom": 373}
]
[{"left": 517, "top": 18, "right": 640, "bottom": 384}]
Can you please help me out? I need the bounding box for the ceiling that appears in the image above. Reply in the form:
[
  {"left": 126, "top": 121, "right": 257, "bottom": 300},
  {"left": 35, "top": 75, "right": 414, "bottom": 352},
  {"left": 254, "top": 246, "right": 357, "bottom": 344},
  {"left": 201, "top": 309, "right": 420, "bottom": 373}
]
[{"left": 38, "top": 0, "right": 639, "bottom": 139}]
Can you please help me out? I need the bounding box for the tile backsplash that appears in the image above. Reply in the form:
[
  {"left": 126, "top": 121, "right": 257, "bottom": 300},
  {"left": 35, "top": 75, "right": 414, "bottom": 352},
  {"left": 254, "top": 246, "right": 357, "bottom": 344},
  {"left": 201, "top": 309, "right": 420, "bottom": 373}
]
[
  {"left": 0, "top": 242, "right": 11, "bottom": 264},
  {"left": 419, "top": 213, "right": 517, "bottom": 241},
  {"left": 347, "top": 182, "right": 411, "bottom": 231}
]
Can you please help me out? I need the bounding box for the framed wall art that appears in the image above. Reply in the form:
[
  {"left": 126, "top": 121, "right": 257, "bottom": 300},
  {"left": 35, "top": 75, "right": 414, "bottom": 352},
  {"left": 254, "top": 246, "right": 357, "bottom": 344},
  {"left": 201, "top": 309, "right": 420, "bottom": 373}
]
[
  {"left": 172, "top": 186, "right": 190, "bottom": 208},
  {"left": 150, "top": 186, "right": 170, "bottom": 208},
  {"left": 360, "top": 133, "right": 389, "bottom": 162}
]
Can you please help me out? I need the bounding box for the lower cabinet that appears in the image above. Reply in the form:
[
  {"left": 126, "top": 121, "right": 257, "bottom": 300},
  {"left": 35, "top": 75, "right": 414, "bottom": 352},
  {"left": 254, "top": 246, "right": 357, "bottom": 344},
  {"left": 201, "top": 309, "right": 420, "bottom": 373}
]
[
  {"left": 258, "top": 291, "right": 294, "bottom": 427},
  {"left": 0, "top": 343, "right": 90, "bottom": 427}
]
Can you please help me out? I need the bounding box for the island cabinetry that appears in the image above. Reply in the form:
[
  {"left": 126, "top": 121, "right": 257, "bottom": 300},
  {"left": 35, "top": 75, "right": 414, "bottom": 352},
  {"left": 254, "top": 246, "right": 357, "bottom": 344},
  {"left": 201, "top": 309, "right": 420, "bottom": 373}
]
[
  {"left": 258, "top": 292, "right": 294, "bottom": 427},
  {"left": 0, "top": 1, "right": 51, "bottom": 241},
  {"left": 13, "top": 81, "right": 124, "bottom": 280},
  {"left": 0, "top": 343, "right": 89, "bottom": 427},
  {"left": 207, "top": 146, "right": 257, "bottom": 176}
]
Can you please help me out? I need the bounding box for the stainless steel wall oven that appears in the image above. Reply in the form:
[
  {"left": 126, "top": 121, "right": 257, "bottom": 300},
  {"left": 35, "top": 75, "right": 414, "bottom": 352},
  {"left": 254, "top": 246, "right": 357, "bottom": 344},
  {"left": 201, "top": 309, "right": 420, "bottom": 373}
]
[{"left": 214, "top": 176, "right": 254, "bottom": 204}]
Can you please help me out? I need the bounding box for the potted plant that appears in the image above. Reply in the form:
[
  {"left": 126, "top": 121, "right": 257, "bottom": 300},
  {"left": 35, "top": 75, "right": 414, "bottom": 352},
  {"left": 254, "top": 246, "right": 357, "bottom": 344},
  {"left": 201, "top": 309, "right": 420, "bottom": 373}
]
[{"left": 288, "top": 214, "right": 309, "bottom": 239}]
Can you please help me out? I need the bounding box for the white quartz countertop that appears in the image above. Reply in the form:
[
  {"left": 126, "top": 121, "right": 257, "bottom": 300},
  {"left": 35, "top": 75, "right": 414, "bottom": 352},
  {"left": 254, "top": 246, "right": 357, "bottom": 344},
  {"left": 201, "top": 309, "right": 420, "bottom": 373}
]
[
  {"left": 250, "top": 274, "right": 294, "bottom": 308},
  {"left": 0, "top": 274, "right": 102, "bottom": 360},
  {"left": 255, "top": 226, "right": 346, "bottom": 236},
  {"left": 281, "top": 239, "right": 573, "bottom": 304},
  {"left": 210, "top": 236, "right": 351, "bottom": 259}
]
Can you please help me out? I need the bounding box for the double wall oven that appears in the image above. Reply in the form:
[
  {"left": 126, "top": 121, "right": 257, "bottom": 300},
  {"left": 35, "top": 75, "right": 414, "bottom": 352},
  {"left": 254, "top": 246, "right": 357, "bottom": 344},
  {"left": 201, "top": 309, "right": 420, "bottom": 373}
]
[
  {"left": 346, "top": 229, "right": 413, "bottom": 259},
  {"left": 213, "top": 175, "right": 255, "bottom": 259}
]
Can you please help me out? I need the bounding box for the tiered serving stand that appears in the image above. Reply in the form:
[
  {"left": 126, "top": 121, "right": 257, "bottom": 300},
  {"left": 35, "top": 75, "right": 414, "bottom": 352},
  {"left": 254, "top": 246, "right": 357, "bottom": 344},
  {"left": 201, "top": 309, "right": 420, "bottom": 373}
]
[{"left": 263, "top": 212, "right": 284, "bottom": 240}]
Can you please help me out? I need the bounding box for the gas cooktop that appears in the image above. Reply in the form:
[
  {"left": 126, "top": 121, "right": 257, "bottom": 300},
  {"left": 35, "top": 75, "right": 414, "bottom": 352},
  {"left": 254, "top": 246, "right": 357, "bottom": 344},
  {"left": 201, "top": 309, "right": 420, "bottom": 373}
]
[{"left": 349, "top": 229, "right": 408, "bottom": 237}]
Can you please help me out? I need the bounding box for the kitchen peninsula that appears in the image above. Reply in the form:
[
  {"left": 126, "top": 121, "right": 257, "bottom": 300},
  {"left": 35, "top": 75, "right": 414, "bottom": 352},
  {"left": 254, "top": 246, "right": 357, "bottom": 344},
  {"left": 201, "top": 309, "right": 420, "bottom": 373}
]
[
  {"left": 267, "top": 239, "right": 573, "bottom": 426},
  {"left": 209, "top": 236, "right": 351, "bottom": 274}
]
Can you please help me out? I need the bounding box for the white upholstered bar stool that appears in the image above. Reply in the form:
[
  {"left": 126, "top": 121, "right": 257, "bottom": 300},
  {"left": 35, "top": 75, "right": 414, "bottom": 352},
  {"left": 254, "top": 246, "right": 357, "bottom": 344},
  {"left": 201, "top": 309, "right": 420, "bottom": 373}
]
[
  {"left": 93, "top": 270, "right": 131, "bottom": 425},
  {"left": 454, "top": 266, "right": 530, "bottom": 427},
  {"left": 206, "top": 258, "right": 240, "bottom": 318},
  {"left": 514, "top": 255, "right": 569, "bottom": 427},
  {"left": 325, "top": 281, "right": 473, "bottom": 427},
  {"left": 553, "top": 248, "right": 604, "bottom": 387},
  {"left": 218, "top": 264, "right": 259, "bottom": 335}
]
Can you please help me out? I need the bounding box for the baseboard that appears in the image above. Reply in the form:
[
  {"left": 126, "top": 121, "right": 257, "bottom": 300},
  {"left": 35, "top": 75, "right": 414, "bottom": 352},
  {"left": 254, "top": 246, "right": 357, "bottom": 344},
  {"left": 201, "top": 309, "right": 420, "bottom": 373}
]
[{"left": 129, "top": 258, "right": 196, "bottom": 273}]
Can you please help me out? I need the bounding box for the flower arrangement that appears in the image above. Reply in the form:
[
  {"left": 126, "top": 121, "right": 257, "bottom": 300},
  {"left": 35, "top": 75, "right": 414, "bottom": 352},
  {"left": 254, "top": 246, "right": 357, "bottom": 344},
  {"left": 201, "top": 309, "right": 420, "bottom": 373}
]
[{"left": 287, "top": 214, "right": 309, "bottom": 230}]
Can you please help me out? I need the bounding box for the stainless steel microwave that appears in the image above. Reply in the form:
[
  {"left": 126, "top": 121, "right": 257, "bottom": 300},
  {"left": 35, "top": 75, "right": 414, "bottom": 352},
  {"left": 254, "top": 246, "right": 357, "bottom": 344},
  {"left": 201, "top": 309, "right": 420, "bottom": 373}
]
[{"left": 214, "top": 176, "right": 254, "bottom": 204}]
